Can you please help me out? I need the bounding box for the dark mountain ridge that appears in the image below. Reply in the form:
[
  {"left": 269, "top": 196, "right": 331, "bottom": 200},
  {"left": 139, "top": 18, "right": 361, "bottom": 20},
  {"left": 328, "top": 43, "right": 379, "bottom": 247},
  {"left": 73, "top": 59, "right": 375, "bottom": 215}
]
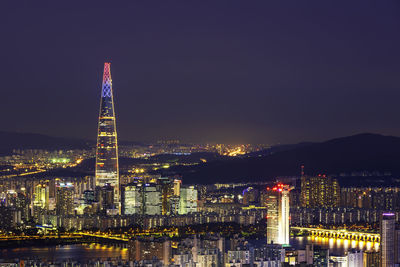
[{"left": 162, "top": 133, "right": 400, "bottom": 184}]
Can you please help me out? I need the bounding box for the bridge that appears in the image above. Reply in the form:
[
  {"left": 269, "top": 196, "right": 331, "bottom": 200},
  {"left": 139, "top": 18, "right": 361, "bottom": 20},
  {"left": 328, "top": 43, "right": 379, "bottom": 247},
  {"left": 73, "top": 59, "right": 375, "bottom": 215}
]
[{"left": 291, "top": 227, "right": 380, "bottom": 242}]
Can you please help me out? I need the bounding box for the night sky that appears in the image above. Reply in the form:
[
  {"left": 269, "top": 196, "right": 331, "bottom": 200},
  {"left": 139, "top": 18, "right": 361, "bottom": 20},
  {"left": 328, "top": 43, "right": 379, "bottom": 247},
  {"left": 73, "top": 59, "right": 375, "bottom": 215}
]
[{"left": 2, "top": 1, "right": 400, "bottom": 144}]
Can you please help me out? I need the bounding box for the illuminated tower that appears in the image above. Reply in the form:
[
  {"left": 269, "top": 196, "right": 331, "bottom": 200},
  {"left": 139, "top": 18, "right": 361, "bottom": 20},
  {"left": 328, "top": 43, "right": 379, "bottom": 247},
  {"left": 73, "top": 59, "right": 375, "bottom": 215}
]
[
  {"left": 278, "top": 185, "right": 290, "bottom": 245},
  {"left": 95, "top": 63, "right": 120, "bottom": 211},
  {"left": 266, "top": 184, "right": 290, "bottom": 245}
]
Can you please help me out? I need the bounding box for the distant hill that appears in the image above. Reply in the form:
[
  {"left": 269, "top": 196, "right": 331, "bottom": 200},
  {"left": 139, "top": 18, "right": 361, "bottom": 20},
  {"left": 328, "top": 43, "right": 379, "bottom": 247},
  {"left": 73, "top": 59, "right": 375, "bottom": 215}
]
[
  {"left": 77, "top": 152, "right": 227, "bottom": 172},
  {"left": 161, "top": 133, "right": 400, "bottom": 184},
  {"left": 244, "top": 142, "right": 315, "bottom": 157},
  {"left": 0, "top": 132, "right": 93, "bottom": 155}
]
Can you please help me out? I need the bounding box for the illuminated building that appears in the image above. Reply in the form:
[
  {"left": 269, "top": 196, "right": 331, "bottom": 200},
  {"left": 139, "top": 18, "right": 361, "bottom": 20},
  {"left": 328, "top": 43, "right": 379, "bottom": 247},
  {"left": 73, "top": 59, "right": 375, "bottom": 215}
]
[
  {"left": 266, "top": 189, "right": 279, "bottom": 244},
  {"left": 98, "top": 184, "right": 115, "bottom": 214},
  {"left": 95, "top": 63, "right": 120, "bottom": 212},
  {"left": 243, "top": 187, "right": 259, "bottom": 205},
  {"left": 179, "top": 186, "right": 198, "bottom": 214},
  {"left": 158, "top": 177, "right": 174, "bottom": 215},
  {"left": 128, "top": 237, "right": 171, "bottom": 265},
  {"left": 56, "top": 183, "right": 74, "bottom": 216},
  {"left": 278, "top": 185, "right": 290, "bottom": 245},
  {"left": 34, "top": 184, "right": 49, "bottom": 209},
  {"left": 380, "top": 212, "right": 395, "bottom": 267},
  {"left": 363, "top": 251, "right": 380, "bottom": 267},
  {"left": 347, "top": 250, "right": 363, "bottom": 267},
  {"left": 83, "top": 190, "right": 95, "bottom": 204},
  {"left": 168, "top": 196, "right": 180, "bottom": 215},
  {"left": 173, "top": 178, "right": 181, "bottom": 196},
  {"left": 266, "top": 184, "right": 290, "bottom": 245},
  {"left": 313, "top": 246, "right": 329, "bottom": 266},
  {"left": 123, "top": 184, "right": 143, "bottom": 215},
  {"left": 300, "top": 175, "right": 340, "bottom": 208},
  {"left": 33, "top": 184, "right": 49, "bottom": 224},
  {"left": 144, "top": 184, "right": 162, "bottom": 215}
]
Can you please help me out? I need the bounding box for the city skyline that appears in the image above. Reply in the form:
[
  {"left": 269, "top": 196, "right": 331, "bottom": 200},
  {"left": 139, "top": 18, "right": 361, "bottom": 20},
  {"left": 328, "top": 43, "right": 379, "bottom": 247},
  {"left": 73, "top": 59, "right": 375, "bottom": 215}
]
[
  {"left": 1, "top": 1, "right": 400, "bottom": 266},
  {"left": 2, "top": 1, "right": 400, "bottom": 144}
]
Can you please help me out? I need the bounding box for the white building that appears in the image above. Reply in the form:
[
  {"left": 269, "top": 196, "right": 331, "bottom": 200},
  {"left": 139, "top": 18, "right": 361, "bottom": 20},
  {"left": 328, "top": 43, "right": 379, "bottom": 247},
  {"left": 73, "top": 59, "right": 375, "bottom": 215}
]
[
  {"left": 346, "top": 250, "right": 363, "bottom": 267},
  {"left": 266, "top": 184, "right": 290, "bottom": 245},
  {"left": 278, "top": 185, "right": 290, "bottom": 245},
  {"left": 123, "top": 185, "right": 142, "bottom": 215},
  {"left": 179, "top": 186, "right": 198, "bottom": 214},
  {"left": 144, "top": 184, "right": 161, "bottom": 215}
]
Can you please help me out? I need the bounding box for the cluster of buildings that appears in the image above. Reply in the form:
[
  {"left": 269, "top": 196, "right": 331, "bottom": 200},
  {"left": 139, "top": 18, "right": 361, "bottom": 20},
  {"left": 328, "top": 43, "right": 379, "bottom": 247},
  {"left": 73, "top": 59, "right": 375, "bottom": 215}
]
[{"left": 2, "top": 63, "right": 400, "bottom": 266}]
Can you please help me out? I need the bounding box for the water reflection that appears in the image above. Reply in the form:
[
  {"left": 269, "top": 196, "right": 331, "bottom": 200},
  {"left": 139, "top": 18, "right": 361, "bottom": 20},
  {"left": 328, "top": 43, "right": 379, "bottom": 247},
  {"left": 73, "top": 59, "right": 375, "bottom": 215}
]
[
  {"left": 0, "top": 236, "right": 379, "bottom": 260},
  {"left": 290, "top": 236, "right": 379, "bottom": 256},
  {"left": 0, "top": 244, "right": 128, "bottom": 261}
]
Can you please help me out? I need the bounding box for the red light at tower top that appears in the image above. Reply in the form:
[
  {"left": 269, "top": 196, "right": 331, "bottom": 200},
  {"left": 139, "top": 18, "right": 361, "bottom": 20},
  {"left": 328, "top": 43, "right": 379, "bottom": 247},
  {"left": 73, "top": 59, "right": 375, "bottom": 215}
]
[{"left": 267, "top": 183, "right": 291, "bottom": 192}]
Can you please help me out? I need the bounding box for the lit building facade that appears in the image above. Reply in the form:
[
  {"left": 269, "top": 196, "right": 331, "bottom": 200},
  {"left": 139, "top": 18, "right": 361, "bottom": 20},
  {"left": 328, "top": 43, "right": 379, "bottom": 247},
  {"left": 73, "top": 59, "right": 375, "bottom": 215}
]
[
  {"left": 278, "top": 185, "right": 290, "bottom": 245},
  {"left": 266, "top": 190, "right": 279, "bottom": 244},
  {"left": 266, "top": 184, "right": 290, "bottom": 245},
  {"left": 144, "top": 184, "right": 162, "bottom": 215},
  {"left": 56, "top": 183, "right": 74, "bottom": 216},
  {"left": 128, "top": 238, "right": 171, "bottom": 266},
  {"left": 34, "top": 184, "right": 49, "bottom": 209},
  {"left": 380, "top": 212, "right": 395, "bottom": 267},
  {"left": 300, "top": 175, "right": 340, "bottom": 208},
  {"left": 95, "top": 63, "right": 120, "bottom": 211},
  {"left": 123, "top": 184, "right": 143, "bottom": 215},
  {"left": 179, "top": 186, "right": 198, "bottom": 214}
]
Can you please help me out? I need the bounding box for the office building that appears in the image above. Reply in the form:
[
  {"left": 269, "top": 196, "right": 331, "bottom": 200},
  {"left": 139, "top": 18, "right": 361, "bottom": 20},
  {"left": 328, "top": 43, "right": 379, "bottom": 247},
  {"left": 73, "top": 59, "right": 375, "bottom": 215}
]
[
  {"left": 123, "top": 184, "right": 143, "bottom": 215},
  {"left": 266, "top": 184, "right": 290, "bottom": 245},
  {"left": 56, "top": 183, "right": 74, "bottom": 216},
  {"left": 144, "top": 184, "right": 162, "bottom": 215},
  {"left": 179, "top": 186, "right": 198, "bottom": 214}
]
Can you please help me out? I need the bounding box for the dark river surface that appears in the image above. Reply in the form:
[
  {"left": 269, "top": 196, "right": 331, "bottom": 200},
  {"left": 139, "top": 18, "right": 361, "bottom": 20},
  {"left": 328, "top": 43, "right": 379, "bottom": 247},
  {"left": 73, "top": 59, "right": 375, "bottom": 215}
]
[{"left": 0, "top": 236, "right": 379, "bottom": 261}]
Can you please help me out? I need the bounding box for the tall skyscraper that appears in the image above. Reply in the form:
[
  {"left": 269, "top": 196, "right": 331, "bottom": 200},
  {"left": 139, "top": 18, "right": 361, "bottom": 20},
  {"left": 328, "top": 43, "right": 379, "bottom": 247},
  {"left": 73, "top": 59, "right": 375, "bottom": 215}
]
[
  {"left": 278, "top": 185, "right": 290, "bottom": 245},
  {"left": 95, "top": 63, "right": 120, "bottom": 211},
  {"left": 266, "top": 184, "right": 290, "bottom": 245},
  {"left": 266, "top": 190, "right": 279, "bottom": 244},
  {"left": 380, "top": 212, "right": 395, "bottom": 267}
]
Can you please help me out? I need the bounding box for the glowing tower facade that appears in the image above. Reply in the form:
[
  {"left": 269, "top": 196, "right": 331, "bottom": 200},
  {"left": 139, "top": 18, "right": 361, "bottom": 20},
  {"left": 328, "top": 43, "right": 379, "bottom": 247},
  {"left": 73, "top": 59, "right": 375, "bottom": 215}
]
[
  {"left": 266, "top": 184, "right": 290, "bottom": 245},
  {"left": 278, "top": 185, "right": 290, "bottom": 245},
  {"left": 95, "top": 63, "right": 120, "bottom": 211}
]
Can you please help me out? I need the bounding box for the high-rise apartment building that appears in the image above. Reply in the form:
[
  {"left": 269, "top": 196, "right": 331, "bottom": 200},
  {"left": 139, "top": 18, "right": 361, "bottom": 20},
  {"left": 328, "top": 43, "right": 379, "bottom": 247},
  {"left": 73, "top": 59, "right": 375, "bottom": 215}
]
[
  {"left": 34, "top": 184, "right": 49, "bottom": 209},
  {"left": 380, "top": 212, "right": 395, "bottom": 267},
  {"left": 128, "top": 237, "right": 171, "bottom": 265},
  {"left": 95, "top": 63, "right": 119, "bottom": 212},
  {"left": 300, "top": 175, "right": 340, "bottom": 208},
  {"left": 56, "top": 183, "right": 74, "bottom": 216}
]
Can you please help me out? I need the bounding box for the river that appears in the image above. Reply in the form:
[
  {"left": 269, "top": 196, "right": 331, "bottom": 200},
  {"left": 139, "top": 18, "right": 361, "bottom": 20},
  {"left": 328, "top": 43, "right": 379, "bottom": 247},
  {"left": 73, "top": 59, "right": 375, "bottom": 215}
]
[{"left": 0, "top": 236, "right": 379, "bottom": 261}]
